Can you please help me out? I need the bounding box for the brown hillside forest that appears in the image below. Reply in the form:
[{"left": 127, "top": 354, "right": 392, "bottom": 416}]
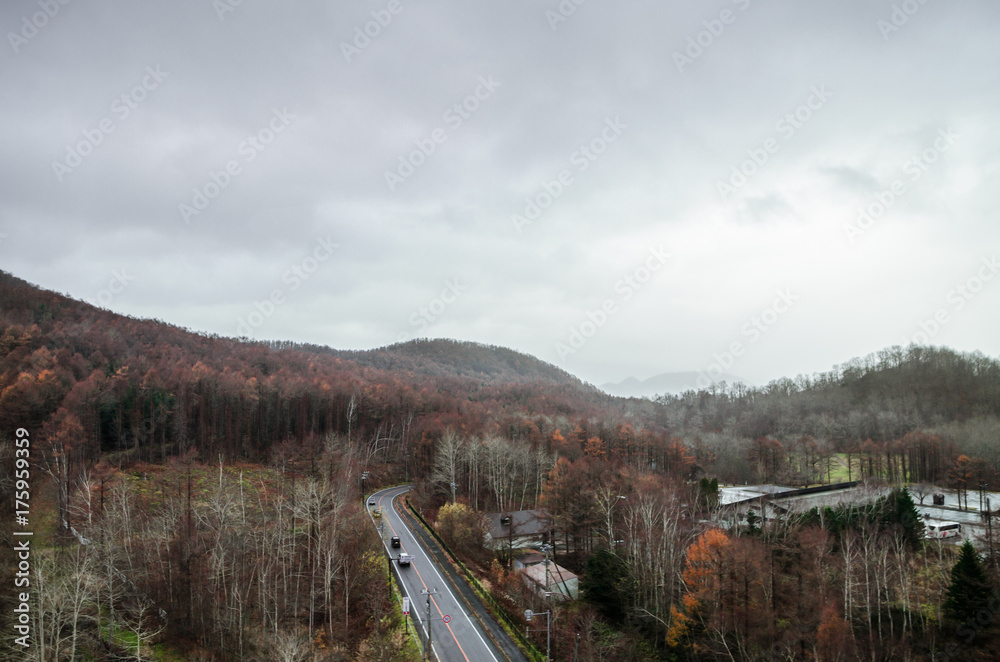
[{"left": 3, "top": 269, "right": 1000, "bottom": 661}]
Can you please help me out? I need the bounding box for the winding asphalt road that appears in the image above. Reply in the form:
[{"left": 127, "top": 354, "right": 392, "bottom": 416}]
[{"left": 367, "top": 485, "right": 513, "bottom": 662}]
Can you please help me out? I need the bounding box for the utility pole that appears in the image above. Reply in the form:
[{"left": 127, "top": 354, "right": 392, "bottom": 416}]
[
  {"left": 989, "top": 497, "right": 995, "bottom": 570},
  {"left": 421, "top": 588, "right": 438, "bottom": 661},
  {"left": 541, "top": 543, "right": 553, "bottom": 597},
  {"left": 525, "top": 609, "right": 550, "bottom": 662}
]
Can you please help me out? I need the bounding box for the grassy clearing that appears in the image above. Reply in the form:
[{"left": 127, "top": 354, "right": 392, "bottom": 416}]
[
  {"left": 98, "top": 616, "right": 140, "bottom": 655},
  {"left": 827, "top": 453, "right": 853, "bottom": 483},
  {"left": 122, "top": 460, "right": 286, "bottom": 517},
  {"left": 150, "top": 644, "right": 191, "bottom": 662}
]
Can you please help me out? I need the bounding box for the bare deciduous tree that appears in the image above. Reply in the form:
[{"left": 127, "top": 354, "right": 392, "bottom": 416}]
[{"left": 431, "top": 429, "right": 463, "bottom": 502}]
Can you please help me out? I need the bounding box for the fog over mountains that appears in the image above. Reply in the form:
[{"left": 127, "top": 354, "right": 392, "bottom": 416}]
[{"left": 600, "top": 371, "right": 746, "bottom": 398}]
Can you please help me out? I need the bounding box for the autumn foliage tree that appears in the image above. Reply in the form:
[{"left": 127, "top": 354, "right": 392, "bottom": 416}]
[
  {"left": 541, "top": 457, "right": 597, "bottom": 556},
  {"left": 436, "top": 501, "right": 488, "bottom": 564},
  {"left": 41, "top": 406, "right": 85, "bottom": 526},
  {"left": 816, "top": 602, "right": 855, "bottom": 662},
  {"left": 668, "top": 528, "right": 731, "bottom": 650}
]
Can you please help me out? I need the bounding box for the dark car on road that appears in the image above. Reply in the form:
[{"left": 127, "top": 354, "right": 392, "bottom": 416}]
[{"left": 391, "top": 536, "right": 401, "bottom": 548}]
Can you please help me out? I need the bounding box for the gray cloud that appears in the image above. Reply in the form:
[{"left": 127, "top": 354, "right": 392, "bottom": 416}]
[{"left": 2, "top": 0, "right": 998, "bottom": 388}]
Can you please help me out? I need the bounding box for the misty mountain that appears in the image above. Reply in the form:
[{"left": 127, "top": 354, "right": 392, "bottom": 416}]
[{"left": 601, "top": 371, "right": 746, "bottom": 398}]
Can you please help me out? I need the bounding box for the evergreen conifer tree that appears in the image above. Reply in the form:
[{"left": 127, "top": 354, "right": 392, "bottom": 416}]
[{"left": 943, "top": 540, "right": 993, "bottom": 624}]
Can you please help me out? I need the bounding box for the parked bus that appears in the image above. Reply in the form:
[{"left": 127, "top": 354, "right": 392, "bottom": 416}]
[{"left": 925, "top": 521, "right": 962, "bottom": 539}]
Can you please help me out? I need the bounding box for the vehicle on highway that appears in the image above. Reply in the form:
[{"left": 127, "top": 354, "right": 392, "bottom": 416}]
[
  {"left": 398, "top": 553, "right": 414, "bottom": 567},
  {"left": 391, "top": 536, "right": 401, "bottom": 548},
  {"left": 925, "top": 521, "right": 962, "bottom": 539},
  {"left": 368, "top": 497, "right": 376, "bottom": 506}
]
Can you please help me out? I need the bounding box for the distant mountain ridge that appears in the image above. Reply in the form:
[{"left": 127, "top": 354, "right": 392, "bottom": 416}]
[
  {"left": 601, "top": 371, "right": 746, "bottom": 398},
  {"left": 324, "top": 338, "right": 593, "bottom": 388}
]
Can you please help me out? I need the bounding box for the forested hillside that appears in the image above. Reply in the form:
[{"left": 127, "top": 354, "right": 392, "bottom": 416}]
[
  {"left": 656, "top": 345, "right": 1000, "bottom": 442},
  {"left": 0, "top": 270, "right": 624, "bottom": 468},
  {"left": 648, "top": 346, "right": 1000, "bottom": 487},
  {"left": 4, "top": 270, "right": 1000, "bottom": 660}
]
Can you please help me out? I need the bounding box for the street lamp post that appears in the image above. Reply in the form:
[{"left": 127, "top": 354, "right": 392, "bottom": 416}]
[{"left": 525, "top": 608, "right": 550, "bottom": 662}]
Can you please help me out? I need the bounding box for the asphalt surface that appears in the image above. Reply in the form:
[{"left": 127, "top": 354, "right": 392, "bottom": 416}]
[{"left": 368, "top": 486, "right": 526, "bottom": 662}]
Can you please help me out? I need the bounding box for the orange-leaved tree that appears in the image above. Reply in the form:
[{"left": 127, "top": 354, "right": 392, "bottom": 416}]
[
  {"left": 41, "top": 406, "right": 85, "bottom": 526},
  {"left": 668, "top": 528, "right": 731, "bottom": 648}
]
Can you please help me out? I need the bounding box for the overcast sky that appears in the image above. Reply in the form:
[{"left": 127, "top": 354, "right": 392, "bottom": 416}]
[{"left": 2, "top": 0, "right": 998, "bottom": 390}]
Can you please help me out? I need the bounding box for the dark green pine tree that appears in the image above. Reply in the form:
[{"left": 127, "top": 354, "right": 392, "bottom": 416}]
[
  {"left": 581, "top": 549, "right": 631, "bottom": 623},
  {"left": 943, "top": 540, "right": 993, "bottom": 624},
  {"left": 697, "top": 477, "right": 719, "bottom": 510},
  {"left": 886, "top": 487, "right": 924, "bottom": 548}
]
